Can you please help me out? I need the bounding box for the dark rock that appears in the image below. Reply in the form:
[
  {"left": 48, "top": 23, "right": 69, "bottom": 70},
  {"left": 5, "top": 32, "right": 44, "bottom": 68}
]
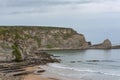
[
  {"left": 86, "top": 60, "right": 100, "bottom": 62},
  {"left": 53, "top": 56, "right": 61, "bottom": 57},
  {"left": 34, "top": 69, "right": 45, "bottom": 75},
  {"left": 70, "top": 61, "right": 76, "bottom": 63},
  {"left": 8, "top": 71, "right": 31, "bottom": 76},
  {"left": 87, "top": 42, "right": 92, "bottom": 45},
  {"left": 112, "top": 45, "right": 120, "bottom": 49},
  {"left": 77, "top": 61, "right": 82, "bottom": 62},
  {"left": 32, "top": 51, "right": 60, "bottom": 63}
]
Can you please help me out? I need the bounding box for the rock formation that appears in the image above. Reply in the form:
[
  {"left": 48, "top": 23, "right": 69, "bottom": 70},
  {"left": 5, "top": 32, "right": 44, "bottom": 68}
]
[
  {"left": 0, "top": 51, "right": 59, "bottom": 80},
  {"left": 102, "top": 39, "right": 112, "bottom": 48},
  {"left": 90, "top": 39, "right": 112, "bottom": 49}
]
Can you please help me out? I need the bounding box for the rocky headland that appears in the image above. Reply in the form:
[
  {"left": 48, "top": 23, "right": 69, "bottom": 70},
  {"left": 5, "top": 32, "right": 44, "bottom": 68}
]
[{"left": 0, "top": 26, "right": 89, "bottom": 51}]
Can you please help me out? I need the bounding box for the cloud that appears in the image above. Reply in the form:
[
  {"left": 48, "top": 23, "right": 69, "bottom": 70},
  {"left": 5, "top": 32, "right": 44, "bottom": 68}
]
[
  {"left": 78, "top": 0, "right": 120, "bottom": 13},
  {"left": 0, "top": 0, "right": 120, "bottom": 16}
]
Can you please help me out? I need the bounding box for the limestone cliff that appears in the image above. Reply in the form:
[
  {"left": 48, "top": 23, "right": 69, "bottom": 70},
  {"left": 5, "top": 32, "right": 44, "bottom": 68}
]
[{"left": 0, "top": 26, "right": 89, "bottom": 51}]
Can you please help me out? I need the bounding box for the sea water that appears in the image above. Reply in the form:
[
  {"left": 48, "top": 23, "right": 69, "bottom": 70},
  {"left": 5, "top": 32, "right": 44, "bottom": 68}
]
[{"left": 42, "top": 49, "right": 120, "bottom": 80}]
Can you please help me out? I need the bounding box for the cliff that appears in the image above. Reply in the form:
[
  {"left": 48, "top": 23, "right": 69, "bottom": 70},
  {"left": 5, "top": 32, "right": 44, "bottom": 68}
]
[{"left": 0, "top": 26, "right": 89, "bottom": 52}]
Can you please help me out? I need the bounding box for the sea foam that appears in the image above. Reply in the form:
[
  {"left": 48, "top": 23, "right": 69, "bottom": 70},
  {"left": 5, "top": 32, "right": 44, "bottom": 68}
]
[{"left": 48, "top": 63, "right": 120, "bottom": 77}]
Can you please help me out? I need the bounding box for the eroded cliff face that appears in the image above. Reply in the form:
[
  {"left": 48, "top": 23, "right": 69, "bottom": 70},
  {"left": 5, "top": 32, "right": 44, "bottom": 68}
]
[{"left": 0, "top": 26, "right": 89, "bottom": 51}]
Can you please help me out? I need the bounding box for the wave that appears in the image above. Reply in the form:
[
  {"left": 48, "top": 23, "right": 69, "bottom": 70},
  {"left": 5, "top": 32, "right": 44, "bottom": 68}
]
[
  {"left": 48, "top": 63, "right": 96, "bottom": 72},
  {"left": 48, "top": 63, "right": 120, "bottom": 77}
]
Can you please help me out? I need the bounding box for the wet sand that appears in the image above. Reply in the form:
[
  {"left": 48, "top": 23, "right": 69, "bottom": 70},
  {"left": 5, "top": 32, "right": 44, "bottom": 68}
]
[
  {"left": 23, "top": 74, "right": 56, "bottom": 80},
  {"left": 23, "top": 65, "right": 59, "bottom": 80}
]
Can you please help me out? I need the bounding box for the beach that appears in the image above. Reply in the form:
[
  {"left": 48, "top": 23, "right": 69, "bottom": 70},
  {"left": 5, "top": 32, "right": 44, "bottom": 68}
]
[
  {"left": 23, "top": 74, "right": 56, "bottom": 80},
  {"left": 23, "top": 65, "right": 59, "bottom": 80}
]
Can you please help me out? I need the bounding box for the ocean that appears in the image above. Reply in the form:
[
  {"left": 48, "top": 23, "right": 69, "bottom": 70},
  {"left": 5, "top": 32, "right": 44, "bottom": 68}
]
[{"left": 42, "top": 49, "right": 120, "bottom": 80}]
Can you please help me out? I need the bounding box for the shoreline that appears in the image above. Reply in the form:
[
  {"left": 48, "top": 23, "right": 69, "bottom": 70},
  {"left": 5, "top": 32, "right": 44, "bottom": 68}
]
[
  {"left": 38, "top": 47, "right": 120, "bottom": 51},
  {"left": 23, "top": 65, "right": 59, "bottom": 80},
  {"left": 0, "top": 51, "right": 60, "bottom": 80}
]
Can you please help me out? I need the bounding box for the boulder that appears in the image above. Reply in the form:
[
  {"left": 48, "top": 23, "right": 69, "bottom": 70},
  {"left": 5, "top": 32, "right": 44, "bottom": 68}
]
[{"left": 34, "top": 69, "right": 45, "bottom": 75}]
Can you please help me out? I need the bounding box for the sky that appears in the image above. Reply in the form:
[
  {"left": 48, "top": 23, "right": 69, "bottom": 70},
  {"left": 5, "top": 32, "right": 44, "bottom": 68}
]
[{"left": 0, "top": 0, "right": 120, "bottom": 44}]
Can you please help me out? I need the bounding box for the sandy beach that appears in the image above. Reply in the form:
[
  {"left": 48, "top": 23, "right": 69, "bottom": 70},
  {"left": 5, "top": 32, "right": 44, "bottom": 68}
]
[{"left": 23, "top": 65, "right": 59, "bottom": 80}]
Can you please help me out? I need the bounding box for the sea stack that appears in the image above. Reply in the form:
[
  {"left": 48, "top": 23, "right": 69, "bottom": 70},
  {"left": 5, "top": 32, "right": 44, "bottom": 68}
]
[
  {"left": 102, "top": 39, "right": 112, "bottom": 49},
  {"left": 90, "top": 39, "right": 112, "bottom": 49}
]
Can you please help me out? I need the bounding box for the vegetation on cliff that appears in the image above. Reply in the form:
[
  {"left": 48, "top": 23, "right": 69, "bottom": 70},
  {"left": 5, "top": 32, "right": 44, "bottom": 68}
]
[
  {"left": 0, "top": 26, "right": 89, "bottom": 51},
  {"left": 12, "top": 33, "right": 24, "bottom": 61},
  {"left": 12, "top": 43, "right": 22, "bottom": 61}
]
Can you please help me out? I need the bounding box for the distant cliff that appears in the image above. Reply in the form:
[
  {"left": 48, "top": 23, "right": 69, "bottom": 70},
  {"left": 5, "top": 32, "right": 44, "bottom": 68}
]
[{"left": 0, "top": 26, "right": 89, "bottom": 52}]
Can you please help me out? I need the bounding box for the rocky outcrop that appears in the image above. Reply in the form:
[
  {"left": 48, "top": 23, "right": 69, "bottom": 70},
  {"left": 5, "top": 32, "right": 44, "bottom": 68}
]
[
  {"left": 112, "top": 45, "right": 120, "bottom": 49},
  {"left": 90, "top": 39, "right": 112, "bottom": 49},
  {"left": 0, "top": 26, "right": 89, "bottom": 51},
  {"left": 0, "top": 51, "right": 59, "bottom": 80},
  {"left": 102, "top": 39, "right": 112, "bottom": 48},
  {"left": 0, "top": 53, "right": 13, "bottom": 62}
]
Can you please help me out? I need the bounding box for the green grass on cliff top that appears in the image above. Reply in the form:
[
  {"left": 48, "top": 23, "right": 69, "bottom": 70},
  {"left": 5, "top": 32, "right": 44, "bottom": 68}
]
[{"left": 0, "top": 26, "right": 73, "bottom": 30}]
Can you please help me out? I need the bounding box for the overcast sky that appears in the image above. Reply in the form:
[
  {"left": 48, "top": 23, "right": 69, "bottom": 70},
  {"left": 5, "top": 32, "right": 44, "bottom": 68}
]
[{"left": 0, "top": 0, "right": 120, "bottom": 44}]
